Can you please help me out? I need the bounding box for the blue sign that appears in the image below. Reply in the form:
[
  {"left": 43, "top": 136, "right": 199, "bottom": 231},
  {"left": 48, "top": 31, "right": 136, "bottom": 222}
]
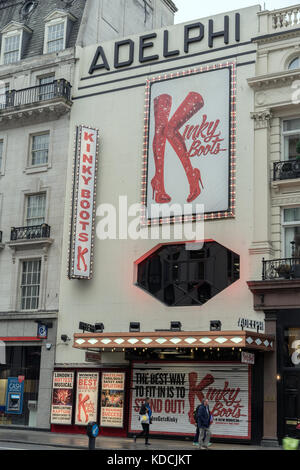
[
  {"left": 37, "top": 323, "right": 48, "bottom": 339},
  {"left": 5, "top": 377, "right": 24, "bottom": 415},
  {"left": 91, "top": 423, "right": 99, "bottom": 437}
]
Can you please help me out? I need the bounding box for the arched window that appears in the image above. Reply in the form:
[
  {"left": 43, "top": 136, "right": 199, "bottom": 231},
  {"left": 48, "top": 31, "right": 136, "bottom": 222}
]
[{"left": 288, "top": 57, "right": 300, "bottom": 70}]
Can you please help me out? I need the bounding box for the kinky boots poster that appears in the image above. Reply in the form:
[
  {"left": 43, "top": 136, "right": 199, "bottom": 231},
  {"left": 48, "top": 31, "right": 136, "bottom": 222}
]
[
  {"left": 144, "top": 62, "right": 235, "bottom": 223},
  {"left": 129, "top": 363, "right": 251, "bottom": 439}
]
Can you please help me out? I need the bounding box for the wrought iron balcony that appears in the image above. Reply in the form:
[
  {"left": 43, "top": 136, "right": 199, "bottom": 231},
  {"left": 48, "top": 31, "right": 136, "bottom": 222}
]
[
  {"left": 262, "top": 257, "right": 300, "bottom": 280},
  {"left": 10, "top": 224, "right": 51, "bottom": 241},
  {"left": 0, "top": 80, "right": 71, "bottom": 110},
  {"left": 0, "top": 80, "right": 72, "bottom": 128},
  {"left": 273, "top": 159, "right": 300, "bottom": 181}
]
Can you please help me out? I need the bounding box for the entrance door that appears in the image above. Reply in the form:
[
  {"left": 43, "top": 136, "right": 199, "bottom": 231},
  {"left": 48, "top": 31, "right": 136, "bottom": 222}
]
[{"left": 283, "top": 372, "right": 300, "bottom": 438}]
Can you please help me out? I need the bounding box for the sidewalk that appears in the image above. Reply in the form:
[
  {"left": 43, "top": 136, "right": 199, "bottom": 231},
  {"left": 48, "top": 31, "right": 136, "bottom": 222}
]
[{"left": 0, "top": 428, "right": 281, "bottom": 450}]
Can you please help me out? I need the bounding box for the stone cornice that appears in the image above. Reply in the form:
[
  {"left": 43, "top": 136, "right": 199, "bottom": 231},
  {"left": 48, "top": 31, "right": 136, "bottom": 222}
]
[{"left": 248, "top": 69, "right": 300, "bottom": 91}]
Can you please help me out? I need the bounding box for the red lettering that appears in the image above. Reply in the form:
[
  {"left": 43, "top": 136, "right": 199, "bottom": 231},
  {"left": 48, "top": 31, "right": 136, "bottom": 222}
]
[
  {"left": 83, "top": 154, "right": 93, "bottom": 164},
  {"left": 81, "top": 189, "right": 91, "bottom": 199},
  {"left": 82, "top": 175, "right": 91, "bottom": 185},
  {"left": 77, "top": 246, "right": 88, "bottom": 272},
  {"left": 82, "top": 165, "right": 92, "bottom": 175},
  {"left": 78, "top": 233, "right": 89, "bottom": 242},
  {"left": 79, "top": 221, "right": 90, "bottom": 231},
  {"left": 80, "top": 200, "right": 90, "bottom": 210},
  {"left": 84, "top": 132, "right": 94, "bottom": 142},
  {"left": 80, "top": 210, "right": 90, "bottom": 220}
]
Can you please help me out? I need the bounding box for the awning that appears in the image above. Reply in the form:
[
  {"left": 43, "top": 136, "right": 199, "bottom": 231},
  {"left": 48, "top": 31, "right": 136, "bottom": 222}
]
[{"left": 73, "top": 330, "right": 275, "bottom": 352}]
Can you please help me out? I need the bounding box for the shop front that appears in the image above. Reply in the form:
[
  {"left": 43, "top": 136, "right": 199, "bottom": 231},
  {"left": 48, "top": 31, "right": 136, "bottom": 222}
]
[
  {"left": 67, "top": 329, "right": 274, "bottom": 444},
  {"left": 0, "top": 341, "right": 41, "bottom": 427}
]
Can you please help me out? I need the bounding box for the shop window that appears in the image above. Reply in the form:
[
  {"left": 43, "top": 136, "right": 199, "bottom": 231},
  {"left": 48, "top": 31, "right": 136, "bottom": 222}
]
[
  {"left": 20, "top": 259, "right": 41, "bottom": 310},
  {"left": 282, "top": 207, "right": 300, "bottom": 258},
  {"left": 136, "top": 242, "right": 240, "bottom": 307},
  {"left": 0, "top": 346, "right": 41, "bottom": 427},
  {"left": 25, "top": 193, "right": 46, "bottom": 226},
  {"left": 283, "top": 328, "right": 300, "bottom": 368},
  {"left": 282, "top": 118, "right": 300, "bottom": 161}
]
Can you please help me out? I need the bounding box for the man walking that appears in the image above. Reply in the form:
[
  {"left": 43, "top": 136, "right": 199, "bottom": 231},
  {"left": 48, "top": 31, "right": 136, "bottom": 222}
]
[{"left": 197, "top": 399, "right": 212, "bottom": 449}]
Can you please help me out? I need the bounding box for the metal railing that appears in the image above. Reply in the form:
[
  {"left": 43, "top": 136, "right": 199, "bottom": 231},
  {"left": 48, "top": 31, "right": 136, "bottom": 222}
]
[
  {"left": 273, "top": 159, "right": 300, "bottom": 181},
  {"left": 262, "top": 257, "right": 300, "bottom": 280},
  {"left": 10, "top": 224, "right": 51, "bottom": 241},
  {"left": 0, "top": 79, "right": 71, "bottom": 111}
]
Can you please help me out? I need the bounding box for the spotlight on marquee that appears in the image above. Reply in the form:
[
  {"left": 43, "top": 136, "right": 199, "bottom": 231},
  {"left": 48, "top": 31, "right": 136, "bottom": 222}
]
[
  {"left": 210, "top": 320, "right": 222, "bottom": 331},
  {"left": 95, "top": 322, "right": 104, "bottom": 333},
  {"left": 129, "top": 322, "right": 140, "bottom": 333},
  {"left": 170, "top": 321, "right": 182, "bottom": 332}
]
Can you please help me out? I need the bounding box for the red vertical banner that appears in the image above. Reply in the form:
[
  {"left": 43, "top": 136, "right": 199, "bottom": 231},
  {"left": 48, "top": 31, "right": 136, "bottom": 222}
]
[{"left": 75, "top": 372, "right": 99, "bottom": 425}]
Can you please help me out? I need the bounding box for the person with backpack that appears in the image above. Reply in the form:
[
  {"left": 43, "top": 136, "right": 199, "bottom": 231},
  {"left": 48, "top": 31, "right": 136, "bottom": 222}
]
[
  {"left": 196, "top": 398, "right": 212, "bottom": 449},
  {"left": 133, "top": 398, "right": 152, "bottom": 445}
]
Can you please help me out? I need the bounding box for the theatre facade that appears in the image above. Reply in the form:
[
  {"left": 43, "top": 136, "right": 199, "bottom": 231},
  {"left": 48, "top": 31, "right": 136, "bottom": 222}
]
[{"left": 52, "top": 4, "right": 293, "bottom": 445}]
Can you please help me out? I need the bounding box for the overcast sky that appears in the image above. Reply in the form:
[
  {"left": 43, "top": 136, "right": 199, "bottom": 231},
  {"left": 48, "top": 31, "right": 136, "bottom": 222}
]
[{"left": 174, "top": 0, "right": 298, "bottom": 23}]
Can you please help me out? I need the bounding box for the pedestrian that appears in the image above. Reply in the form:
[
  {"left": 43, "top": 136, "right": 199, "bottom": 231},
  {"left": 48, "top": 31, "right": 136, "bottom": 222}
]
[
  {"left": 133, "top": 398, "right": 152, "bottom": 445},
  {"left": 192, "top": 404, "right": 201, "bottom": 447},
  {"left": 197, "top": 398, "right": 212, "bottom": 449}
]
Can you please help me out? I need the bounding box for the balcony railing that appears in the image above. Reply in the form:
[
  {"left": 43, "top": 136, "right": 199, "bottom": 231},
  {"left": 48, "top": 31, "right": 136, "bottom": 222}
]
[
  {"left": 262, "top": 257, "right": 300, "bottom": 280},
  {"left": 0, "top": 79, "right": 71, "bottom": 111},
  {"left": 273, "top": 159, "right": 300, "bottom": 181},
  {"left": 10, "top": 224, "right": 51, "bottom": 241}
]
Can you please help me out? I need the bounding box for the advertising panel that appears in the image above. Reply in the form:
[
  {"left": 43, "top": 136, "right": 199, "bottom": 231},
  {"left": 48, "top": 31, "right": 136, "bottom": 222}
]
[
  {"left": 142, "top": 62, "right": 236, "bottom": 224},
  {"left": 69, "top": 125, "right": 99, "bottom": 279},
  {"left": 100, "top": 372, "right": 125, "bottom": 428},
  {"left": 50, "top": 372, "right": 74, "bottom": 424},
  {"left": 75, "top": 372, "right": 99, "bottom": 425},
  {"left": 129, "top": 362, "right": 251, "bottom": 439}
]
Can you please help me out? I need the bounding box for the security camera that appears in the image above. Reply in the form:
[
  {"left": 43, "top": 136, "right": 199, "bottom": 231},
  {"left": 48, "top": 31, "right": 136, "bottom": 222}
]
[
  {"left": 61, "top": 334, "right": 70, "bottom": 343},
  {"left": 46, "top": 343, "right": 52, "bottom": 350}
]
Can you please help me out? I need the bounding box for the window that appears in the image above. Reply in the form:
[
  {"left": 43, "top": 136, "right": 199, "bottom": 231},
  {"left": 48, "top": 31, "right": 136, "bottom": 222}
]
[
  {"left": 282, "top": 207, "right": 300, "bottom": 257},
  {"left": 0, "top": 82, "right": 9, "bottom": 109},
  {"left": 38, "top": 75, "right": 55, "bottom": 101},
  {"left": 20, "top": 259, "right": 41, "bottom": 310},
  {"left": 288, "top": 57, "right": 300, "bottom": 70},
  {"left": 26, "top": 194, "right": 46, "bottom": 226},
  {"left": 137, "top": 242, "right": 240, "bottom": 307},
  {"left": 0, "top": 140, "right": 3, "bottom": 172},
  {"left": 282, "top": 118, "right": 300, "bottom": 161},
  {"left": 283, "top": 328, "right": 300, "bottom": 368},
  {"left": 3, "top": 34, "right": 21, "bottom": 64},
  {"left": 31, "top": 133, "right": 49, "bottom": 166},
  {"left": 46, "top": 22, "right": 65, "bottom": 53}
]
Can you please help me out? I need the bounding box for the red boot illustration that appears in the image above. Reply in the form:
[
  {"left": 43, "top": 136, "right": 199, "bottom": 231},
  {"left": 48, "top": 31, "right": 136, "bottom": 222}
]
[
  {"left": 151, "top": 94, "right": 172, "bottom": 203},
  {"left": 151, "top": 92, "right": 204, "bottom": 204},
  {"left": 166, "top": 92, "right": 204, "bottom": 203}
]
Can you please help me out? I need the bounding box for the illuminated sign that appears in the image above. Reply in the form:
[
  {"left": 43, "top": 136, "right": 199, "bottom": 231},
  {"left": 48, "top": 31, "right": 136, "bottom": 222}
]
[
  {"left": 69, "top": 125, "right": 99, "bottom": 279},
  {"left": 141, "top": 61, "right": 236, "bottom": 225}
]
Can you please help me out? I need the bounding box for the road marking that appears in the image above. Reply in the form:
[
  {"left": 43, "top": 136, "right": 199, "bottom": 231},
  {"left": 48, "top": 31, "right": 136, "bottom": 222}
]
[{"left": 0, "top": 446, "right": 26, "bottom": 450}]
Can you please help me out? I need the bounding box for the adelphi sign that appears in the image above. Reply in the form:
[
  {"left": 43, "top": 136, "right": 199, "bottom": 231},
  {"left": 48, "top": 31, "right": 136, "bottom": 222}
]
[{"left": 89, "top": 14, "right": 241, "bottom": 74}]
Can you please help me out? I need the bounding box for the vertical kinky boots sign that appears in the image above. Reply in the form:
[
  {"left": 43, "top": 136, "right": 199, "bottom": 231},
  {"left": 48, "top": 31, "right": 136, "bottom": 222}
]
[
  {"left": 142, "top": 62, "right": 236, "bottom": 224},
  {"left": 69, "top": 126, "right": 99, "bottom": 279}
]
